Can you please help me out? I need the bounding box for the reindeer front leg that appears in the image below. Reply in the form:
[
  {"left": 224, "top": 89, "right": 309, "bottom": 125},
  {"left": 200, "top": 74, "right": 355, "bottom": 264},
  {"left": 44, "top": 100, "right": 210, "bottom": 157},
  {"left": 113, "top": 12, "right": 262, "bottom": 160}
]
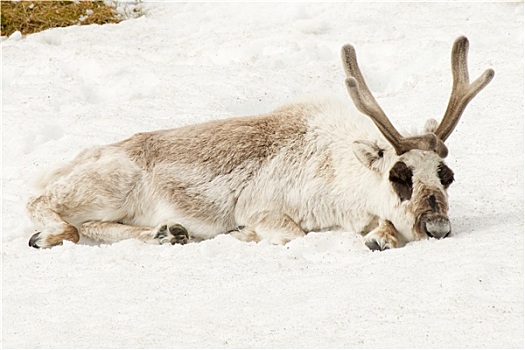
[
  {"left": 364, "top": 220, "right": 400, "bottom": 251},
  {"left": 230, "top": 211, "right": 305, "bottom": 245}
]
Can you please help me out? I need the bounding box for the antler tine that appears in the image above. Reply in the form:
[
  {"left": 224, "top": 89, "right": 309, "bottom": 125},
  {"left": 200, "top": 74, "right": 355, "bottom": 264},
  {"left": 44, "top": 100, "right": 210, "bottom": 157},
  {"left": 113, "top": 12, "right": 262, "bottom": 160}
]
[
  {"left": 341, "top": 45, "right": 381, "bottom": 109},
  {"left": 341, "top": 45, "right": 404, "bottom": 151},
  {"left": 342, "top": 44, "right": 447, "bottom": 157},
  {"left": 434, "top": 36, "right": 495, "bottom": 141}
]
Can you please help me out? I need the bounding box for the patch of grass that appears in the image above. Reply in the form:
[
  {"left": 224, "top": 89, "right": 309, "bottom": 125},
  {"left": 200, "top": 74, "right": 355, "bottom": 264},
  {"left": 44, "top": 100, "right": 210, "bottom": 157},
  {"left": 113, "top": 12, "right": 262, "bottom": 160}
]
[{"left": 1, "top": 1, "right": 132, "bottom": 37}]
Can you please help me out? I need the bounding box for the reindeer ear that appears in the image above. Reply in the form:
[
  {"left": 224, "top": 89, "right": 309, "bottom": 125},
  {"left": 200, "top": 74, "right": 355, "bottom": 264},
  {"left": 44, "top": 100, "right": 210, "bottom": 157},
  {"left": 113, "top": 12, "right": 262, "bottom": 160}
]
[
  {"left": 424, "top": 118, "right": 439, "bottom": 134},
  {"left": 352, "top": 140, "right": 385, "bottom": 171}
]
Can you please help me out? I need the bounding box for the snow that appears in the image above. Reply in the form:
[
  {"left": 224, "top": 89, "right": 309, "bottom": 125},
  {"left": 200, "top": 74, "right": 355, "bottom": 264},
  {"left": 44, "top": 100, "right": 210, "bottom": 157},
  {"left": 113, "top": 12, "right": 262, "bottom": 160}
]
[{"left": 2, "top": 2, "right": 523, "bottom": 348}]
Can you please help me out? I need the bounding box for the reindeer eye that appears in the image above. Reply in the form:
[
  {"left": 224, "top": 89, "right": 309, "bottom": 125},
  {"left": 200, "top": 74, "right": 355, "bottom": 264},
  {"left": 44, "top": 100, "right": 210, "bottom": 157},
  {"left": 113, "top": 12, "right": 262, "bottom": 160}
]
[
  {"left": 442, "top": 177, "right": 454, "bottom": 186},
  {"left": 438, "top": 163, "right": 455, "bottom": 188},
  {"left": 378, "top": 150, "right": 384, "bottom": 158}
]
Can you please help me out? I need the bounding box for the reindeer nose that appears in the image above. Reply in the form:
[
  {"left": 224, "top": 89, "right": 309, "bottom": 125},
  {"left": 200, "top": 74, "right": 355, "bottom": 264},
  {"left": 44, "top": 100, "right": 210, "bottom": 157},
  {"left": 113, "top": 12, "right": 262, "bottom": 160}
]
[{"left": 425, "top": 217, "right": 451, "bottom": 239}]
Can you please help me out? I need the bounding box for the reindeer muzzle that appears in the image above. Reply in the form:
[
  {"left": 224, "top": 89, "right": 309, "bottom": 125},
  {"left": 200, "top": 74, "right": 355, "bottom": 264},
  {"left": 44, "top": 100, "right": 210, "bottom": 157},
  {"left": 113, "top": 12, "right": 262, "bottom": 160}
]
[{"left": 422, "top": 215, "right": 451, "bottom": 239}]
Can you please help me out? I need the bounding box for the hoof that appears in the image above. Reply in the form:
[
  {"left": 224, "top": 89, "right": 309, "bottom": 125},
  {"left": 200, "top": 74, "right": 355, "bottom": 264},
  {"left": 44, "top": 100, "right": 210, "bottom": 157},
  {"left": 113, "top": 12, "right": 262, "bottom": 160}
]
[
  {"left": 154, "top": 222, "right": 189, "bottom": 245},
  {"left": 169, "top": 224, "right": 189, "bottom": 245},
  {"left": 365, "top": 240, "right": 389, "bottom": 251},
  {"left": 29, "top": 232, "right": 42, "bottom": 249}
]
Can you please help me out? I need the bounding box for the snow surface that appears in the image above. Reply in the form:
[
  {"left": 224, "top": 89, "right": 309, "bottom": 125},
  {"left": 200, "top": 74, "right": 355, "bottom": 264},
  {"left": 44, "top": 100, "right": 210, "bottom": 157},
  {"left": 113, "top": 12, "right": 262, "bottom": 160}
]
[{"left": 2, "top": 2, "right": 524, "bottom": 348}]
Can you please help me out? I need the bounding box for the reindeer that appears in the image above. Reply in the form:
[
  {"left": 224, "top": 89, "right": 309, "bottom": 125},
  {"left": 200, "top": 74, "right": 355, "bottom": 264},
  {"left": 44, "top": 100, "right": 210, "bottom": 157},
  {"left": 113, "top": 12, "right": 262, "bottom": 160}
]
[{"left": 27, "top": 36, "right": 493, "bottom": 250}]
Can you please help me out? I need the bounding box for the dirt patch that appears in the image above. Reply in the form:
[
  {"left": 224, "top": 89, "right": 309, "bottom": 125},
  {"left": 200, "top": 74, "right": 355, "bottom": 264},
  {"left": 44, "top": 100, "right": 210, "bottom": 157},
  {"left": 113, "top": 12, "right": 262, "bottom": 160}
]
[{"left": 1, "top": 1, "right": 139, "bottom": 37}]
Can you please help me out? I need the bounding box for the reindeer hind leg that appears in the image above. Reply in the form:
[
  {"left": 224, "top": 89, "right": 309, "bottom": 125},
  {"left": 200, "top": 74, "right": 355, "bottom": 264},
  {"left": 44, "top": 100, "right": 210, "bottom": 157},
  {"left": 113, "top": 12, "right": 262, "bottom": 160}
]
[
  {"left": 80, "top": 219, "right": 190, "bottom": 245},
  {"left": 27, "top": 190, "right": 191, "bottom": 248},
  {"left": 27, "top": 195, "right": 79, "bottom": 248},
  {"left": 26, "top": 152, "right": 152, "bottom": 248}
]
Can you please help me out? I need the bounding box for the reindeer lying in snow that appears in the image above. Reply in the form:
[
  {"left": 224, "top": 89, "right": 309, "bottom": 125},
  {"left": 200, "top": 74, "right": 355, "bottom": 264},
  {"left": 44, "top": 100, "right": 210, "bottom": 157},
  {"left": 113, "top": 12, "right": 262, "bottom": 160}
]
[{"left": 27, "top": 36, "right": 493, "bottom": 250}]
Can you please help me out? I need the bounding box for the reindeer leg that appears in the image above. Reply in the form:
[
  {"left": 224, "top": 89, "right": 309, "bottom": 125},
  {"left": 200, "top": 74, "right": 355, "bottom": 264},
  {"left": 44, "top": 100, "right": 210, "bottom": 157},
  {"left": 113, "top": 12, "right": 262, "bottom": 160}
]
[
  {"left": 227, "top": 226, "right": 260, "bottom": 243},
  {"left": 27, "top": 189, "right": 189, "bottom": 248},
  {"left": 27, "top": 195, "right": 79, "bottom": 248},
  {"left": 231, "top": 212, "right": 305, "bottom": 245},
  {"left": 80, "top": 219, "right": 190, "bottom": 245},
  {"left": 364, "top": 220, "right": 400, "bottom": 251}
]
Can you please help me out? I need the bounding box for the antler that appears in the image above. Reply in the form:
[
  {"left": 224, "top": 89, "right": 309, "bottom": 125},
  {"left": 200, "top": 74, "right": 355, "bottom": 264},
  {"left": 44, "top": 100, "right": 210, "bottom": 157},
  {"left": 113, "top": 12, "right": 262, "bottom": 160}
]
[
  {"left": 341, "top": 44, "right": 448, "bottom": 157},
  {"left": 434, "top": 36, "right": 495, "bottom": 141}
]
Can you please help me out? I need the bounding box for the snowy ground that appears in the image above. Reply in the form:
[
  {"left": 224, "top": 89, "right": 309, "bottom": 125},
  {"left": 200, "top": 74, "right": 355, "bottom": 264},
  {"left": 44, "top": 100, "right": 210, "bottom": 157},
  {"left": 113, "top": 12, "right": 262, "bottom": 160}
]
[{"left": 2, "top": 2, "right": 523, "bottom": 348}]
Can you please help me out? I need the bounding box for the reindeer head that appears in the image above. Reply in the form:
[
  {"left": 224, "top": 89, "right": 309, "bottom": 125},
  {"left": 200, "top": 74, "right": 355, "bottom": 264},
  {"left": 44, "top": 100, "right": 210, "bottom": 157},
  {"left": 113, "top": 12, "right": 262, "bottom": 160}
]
[{"left": 342, "top": 37, "right": 494, "bottom": 241}]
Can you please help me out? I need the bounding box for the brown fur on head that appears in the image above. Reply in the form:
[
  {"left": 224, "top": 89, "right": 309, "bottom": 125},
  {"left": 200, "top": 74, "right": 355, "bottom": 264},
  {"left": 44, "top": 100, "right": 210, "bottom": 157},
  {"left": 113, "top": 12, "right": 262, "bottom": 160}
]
[{"left": 398, "top": 151, "right": 454, "bottom": 240}]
